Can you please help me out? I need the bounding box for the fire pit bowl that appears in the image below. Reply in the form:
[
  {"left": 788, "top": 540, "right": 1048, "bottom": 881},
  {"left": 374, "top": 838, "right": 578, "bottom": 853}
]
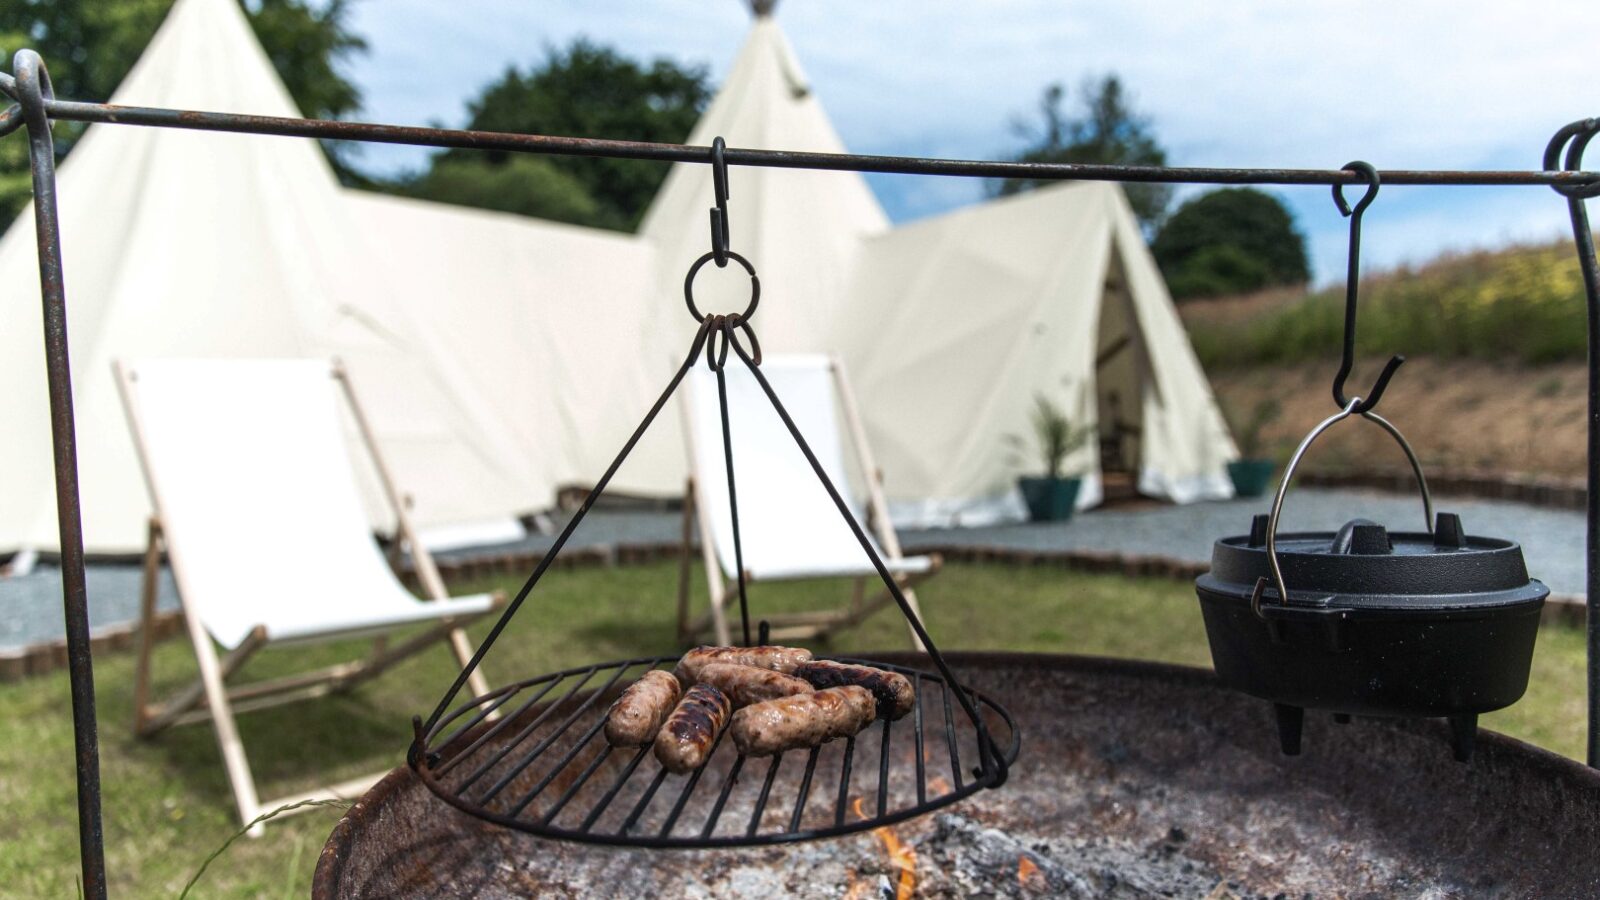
[{"left": 317, "top": 652, "right": 1600, "bottom": 898}]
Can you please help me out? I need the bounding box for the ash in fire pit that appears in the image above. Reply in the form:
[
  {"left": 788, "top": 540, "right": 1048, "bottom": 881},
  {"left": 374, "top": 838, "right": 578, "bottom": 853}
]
[{"left": 913, "top": 812, "right": 1222, "bottom": 898}]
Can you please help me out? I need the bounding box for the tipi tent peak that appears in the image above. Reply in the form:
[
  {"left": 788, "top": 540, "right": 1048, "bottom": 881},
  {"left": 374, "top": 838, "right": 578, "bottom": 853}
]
[{"left": 0, "top": 0, "right": 545, "bottom": 554}]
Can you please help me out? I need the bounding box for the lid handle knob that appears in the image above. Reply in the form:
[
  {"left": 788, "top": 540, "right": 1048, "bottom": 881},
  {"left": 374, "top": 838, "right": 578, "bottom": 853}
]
[
  {"left": 1332, "top": 518, "right": 1392, "bottom": 555},
  {"left": 1248, "top": 513, "right": 1270, "bottom": 548},
  {"left": 1434, "top": 512, "right": 1467, "bottom": 549}
]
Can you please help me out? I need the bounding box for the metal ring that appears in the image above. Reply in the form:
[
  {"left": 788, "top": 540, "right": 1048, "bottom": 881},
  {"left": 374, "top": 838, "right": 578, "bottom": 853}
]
[
  {"left": 734, "top": 316, "right": 762, "bottom": 366},
  {"left": 704, "top": 317, "right": 733, "bottom": 371},
  {"left": 1248, "top": 398, "right": 1434, "bottom": 619},
  {"left": 703, "top": 315, "right": 764, "bottom": 370},
  {"left": 683, "top": 249, "right": 759, "bottom": 323}
]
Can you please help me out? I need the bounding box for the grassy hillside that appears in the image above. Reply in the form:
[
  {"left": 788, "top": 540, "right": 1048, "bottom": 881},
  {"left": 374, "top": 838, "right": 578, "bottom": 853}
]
[{"left": 1186, "top": 239, "right": 1591, "bottom": 370}]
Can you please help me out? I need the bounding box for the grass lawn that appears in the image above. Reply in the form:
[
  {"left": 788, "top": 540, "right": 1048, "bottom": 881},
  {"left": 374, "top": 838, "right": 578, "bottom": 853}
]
[{"left": 0, "top": 561, "right": 1586, "bottom": 897}]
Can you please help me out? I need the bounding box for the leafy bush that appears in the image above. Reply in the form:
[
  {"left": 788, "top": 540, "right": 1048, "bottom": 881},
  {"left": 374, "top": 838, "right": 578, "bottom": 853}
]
[
  {"left": 1189, "top": 241, "right": 1589, "bottom": 368},
  {"left": 1165, "top": 245, "right": 1272, "bottom": 299},
  {"left": 1154, "top": 188, "right": 1309, "bottom": 300}
]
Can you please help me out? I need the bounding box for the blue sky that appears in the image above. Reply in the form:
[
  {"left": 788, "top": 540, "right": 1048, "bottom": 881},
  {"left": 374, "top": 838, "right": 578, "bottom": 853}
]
[{"left": 343, "top": 1, "right": 1599, "bottom": 284}]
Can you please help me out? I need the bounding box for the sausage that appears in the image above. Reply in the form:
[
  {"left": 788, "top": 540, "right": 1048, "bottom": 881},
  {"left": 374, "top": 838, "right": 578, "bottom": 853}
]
[
  {"left": 695, "top": 662, "right": 814, "bottom": 708},
  {"left": 729, "top": 686, "right": 877, "bottom": 757},
  {"left": 653, "top": 684, "right": 732, "bottom": 773},
  {"left": 675, "top": 645, "right": 814, "bottom": 686},
  {"left": 605, "top": 670, "right": 682, "bottom": 747},
  {"left": 794, "top": 660, "right": 916, "bottom": 720}
]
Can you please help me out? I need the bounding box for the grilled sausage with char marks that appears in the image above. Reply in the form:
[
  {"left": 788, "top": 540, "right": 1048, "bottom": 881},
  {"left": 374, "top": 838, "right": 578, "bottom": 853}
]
[
  {"left": 695, "top": 662, "right": 813, "bottom": 709},
  {"left": 794, "top": 660, "right": 916, "bottom": 720},
  {"left": 653, "top": 683, "right": 732, "bottom": 773},
  {"left": 729, "top": 686, "right": 877, "bottom": 757},
  {"left": 675, "top": 645, "right": 813, "bottom": 686},
  {"left": 605, "top": 669, "right": 682, "bottom": 747}
]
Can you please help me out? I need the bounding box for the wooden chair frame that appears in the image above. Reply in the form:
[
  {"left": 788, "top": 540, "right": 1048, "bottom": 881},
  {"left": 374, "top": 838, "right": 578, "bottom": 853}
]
[
  {"left": 675, "top": 356, "right": 941, "bottom": 650},
  {"left": 117, "top": 360, "right": 503, "bottom": 835}
]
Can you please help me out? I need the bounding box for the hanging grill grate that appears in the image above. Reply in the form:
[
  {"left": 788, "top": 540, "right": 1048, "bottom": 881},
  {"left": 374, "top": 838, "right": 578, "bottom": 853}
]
[
  {"left": 410, "top": 655, "right": 1018, "bottom": 847},
  {"left": 405, "top": 137, "right": 1015, "bottom": 847}
]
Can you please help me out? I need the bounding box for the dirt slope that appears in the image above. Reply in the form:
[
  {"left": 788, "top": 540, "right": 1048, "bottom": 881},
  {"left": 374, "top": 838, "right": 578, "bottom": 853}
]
[{"left": 1208, "top": 357, "right": 1587, "bottom": 480}]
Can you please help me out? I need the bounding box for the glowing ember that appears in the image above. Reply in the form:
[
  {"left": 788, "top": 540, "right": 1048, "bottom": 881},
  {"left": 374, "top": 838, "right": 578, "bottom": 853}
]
[
  {"left": 853, "top": 797, "right": 917, "bottom": 900},
  {"left": 1017, "top": 854, "right": 1047, "bottom": 892}
]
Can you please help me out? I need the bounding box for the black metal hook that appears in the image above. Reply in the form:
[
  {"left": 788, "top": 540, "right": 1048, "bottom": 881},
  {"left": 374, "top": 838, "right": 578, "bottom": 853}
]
[
  {"left": 709, "top": 136, "right": 731, "bottom": 267},
  {"left": 1331, "top": 161, "right": 1404, "bottom": 414},
  {"left": 1545, "top": 119, "right": 1600, "bottom": 200}
]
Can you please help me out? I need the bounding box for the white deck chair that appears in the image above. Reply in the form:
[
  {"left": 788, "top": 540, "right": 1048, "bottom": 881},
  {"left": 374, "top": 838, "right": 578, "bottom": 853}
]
[
  {"left": 114, "top": 358, "right": 503, "bottom": 834},
  {"left": 677, "top": 354, "right": 940, "bottom": 648}
]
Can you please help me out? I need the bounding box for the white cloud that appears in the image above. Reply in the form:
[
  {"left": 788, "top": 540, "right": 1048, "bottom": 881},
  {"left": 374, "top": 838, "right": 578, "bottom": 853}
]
[{"left": 343, "top": 1, "right": 1600, "bottom": 280}]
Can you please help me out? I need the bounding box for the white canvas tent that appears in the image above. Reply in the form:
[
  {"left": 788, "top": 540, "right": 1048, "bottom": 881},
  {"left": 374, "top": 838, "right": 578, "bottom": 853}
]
[
  {"left": 841, "top": 181, "right": 1236, "bottom": 523},
  {"left": 0, "top": 0, "right": 543, "bottom": 553},
  {"left": 0, "top": 0, "right": 1235, "bottom": 553},
  {"left": 340, "top": 191, "right": 666, "bottom": 496}
]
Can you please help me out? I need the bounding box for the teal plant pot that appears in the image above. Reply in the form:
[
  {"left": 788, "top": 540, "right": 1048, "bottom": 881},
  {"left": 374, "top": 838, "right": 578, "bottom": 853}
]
[
  {"left": 1227, "top": 459, "right": 1277, "bottom": 498},
  {"left": 1019, "top": 476, "right": 1082, "bottom": 522}
]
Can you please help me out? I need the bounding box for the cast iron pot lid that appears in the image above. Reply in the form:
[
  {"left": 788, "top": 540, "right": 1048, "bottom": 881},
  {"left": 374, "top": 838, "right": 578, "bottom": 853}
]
[{"left": 1201, "top": 512, "right": 1547, "bottom": 612}]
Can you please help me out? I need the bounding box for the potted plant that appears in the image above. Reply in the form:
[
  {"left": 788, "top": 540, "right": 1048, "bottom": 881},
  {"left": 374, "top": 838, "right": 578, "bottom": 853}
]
[
  {"left": 1009, "top": 393, "right": 1094, "bottom": 522},
  {"left": 1223, "top": 397, "right": 1281, "bottom": 498}
]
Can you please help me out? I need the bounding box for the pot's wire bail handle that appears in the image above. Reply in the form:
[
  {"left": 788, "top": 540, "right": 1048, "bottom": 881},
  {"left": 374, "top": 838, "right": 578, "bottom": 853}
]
[
  {"left": 1331, "top": 161, "right": 1405, "bottom": 415},
  {"left": 1249, "top": 397, "right": 1434, "bottom": 619}
]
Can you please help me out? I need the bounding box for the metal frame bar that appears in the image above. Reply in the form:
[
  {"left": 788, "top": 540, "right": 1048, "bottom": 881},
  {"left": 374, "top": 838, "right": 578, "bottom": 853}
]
[
  {"left": 0, "top": 45, "right": 1594, "bottom": 893},
  {"left": 8, "top": 93, "right": 1598, "bottom": 188}
]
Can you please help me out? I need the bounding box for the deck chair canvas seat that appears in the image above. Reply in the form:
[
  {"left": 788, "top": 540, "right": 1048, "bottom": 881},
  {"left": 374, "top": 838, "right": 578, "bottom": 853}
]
[
  {"left": 678, "top": 354, "right": 940, "bottom": 647},
  {"left": 115, "top": 358, "right": 502, "bottom": 834}
]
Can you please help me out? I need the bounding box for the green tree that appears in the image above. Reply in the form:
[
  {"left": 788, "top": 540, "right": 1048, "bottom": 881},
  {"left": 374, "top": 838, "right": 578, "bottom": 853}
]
[
  {"left": 399, "top": 39, "right": 711, "bottom": 230},
  {"left": 1152, "top": 188, "right": 1310, "bottom": 300},
  {"left": 995, "top": 75, "right": 1172, "bottom": 233},
  {"left": 0, "top": 0, "right": 365, "bottom": 225}
]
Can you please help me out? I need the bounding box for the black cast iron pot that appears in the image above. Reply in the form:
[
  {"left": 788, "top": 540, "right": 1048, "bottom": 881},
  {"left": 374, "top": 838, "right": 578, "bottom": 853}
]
[{"left": 1195, "top": 511, "right": 1547, "bottom": 760}]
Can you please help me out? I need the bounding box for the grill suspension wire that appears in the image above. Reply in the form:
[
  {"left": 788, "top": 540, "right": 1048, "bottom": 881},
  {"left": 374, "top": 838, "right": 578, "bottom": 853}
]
[{"left": 0, "top": 44, "right": 1593, "bottom": 885}]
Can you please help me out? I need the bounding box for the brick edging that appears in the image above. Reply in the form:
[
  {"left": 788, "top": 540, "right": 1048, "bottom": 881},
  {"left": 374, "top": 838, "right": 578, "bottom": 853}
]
[
  {"left": 0, "top": 609, "right": 183, "bottom": 682},
  {"left": 4, "top": 540, "right": 1585, "bottom": 682}
]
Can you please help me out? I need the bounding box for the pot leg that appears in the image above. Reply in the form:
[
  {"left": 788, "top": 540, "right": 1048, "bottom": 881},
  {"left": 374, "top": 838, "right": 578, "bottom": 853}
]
[
  {"left": 1449, "top": 713, "right": 1478, "bottom": 763},
  {"left": 1275, "top": 703, "right": 1304, "bottom": 756}
]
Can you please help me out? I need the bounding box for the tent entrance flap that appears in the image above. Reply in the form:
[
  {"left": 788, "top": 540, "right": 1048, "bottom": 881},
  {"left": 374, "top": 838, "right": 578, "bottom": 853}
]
[{"left": 1094, "top": 256, "right": 1148, "bottom": 503}]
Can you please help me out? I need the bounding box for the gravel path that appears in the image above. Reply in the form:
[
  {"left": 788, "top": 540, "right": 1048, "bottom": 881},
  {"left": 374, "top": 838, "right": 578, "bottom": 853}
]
[
  {"left": 1, "top": 488, "right": 1584, "bottom": 651},
  {"left": 899, "top": 488, "right": 1588, "bottom": 598}
]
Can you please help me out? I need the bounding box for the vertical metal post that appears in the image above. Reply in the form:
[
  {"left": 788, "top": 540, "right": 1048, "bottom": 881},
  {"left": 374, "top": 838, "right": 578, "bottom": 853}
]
[
  {"left": 1583, "top": 194, "right": 1600, "bottom": 770},
  {"left": 1547, "top": 119, "right": 1600, "bottom": 768},
  {"left": 12, "top": 49, "right": 108, "bottom": 897}
]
